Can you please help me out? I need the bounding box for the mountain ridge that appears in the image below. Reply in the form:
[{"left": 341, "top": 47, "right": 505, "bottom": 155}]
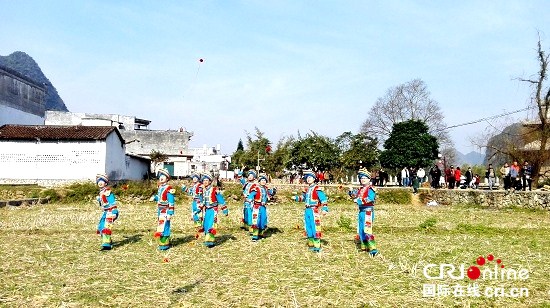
[
  {"left": 455, "top": 150, "right": 485, "bottom": 166},
  {"left": 0, "top": 51, "right": 68, "bottom": 111}
]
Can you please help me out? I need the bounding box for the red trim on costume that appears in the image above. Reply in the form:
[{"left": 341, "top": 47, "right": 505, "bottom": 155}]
[{"left": 161, "top": 185, "right": 172, "bottom": 202}]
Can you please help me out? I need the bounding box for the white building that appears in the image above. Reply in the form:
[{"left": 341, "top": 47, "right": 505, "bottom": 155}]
[
  {"left": 45, "top": 111, "right": 232, "bottom": 178},
  {"left": 0, "top": 66, "right": 46, "bottom": 126},
  {"left": 0, "top": 125, "right": 150, "bottom": 185}
]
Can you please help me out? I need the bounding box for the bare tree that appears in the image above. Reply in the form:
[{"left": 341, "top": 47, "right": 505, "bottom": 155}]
[
  {"left": 475, "top": 34, "right": 550, "bottom": 184},
  {"left": 517, "top": 34, "right": 550, "bottom": 183},
  {"left": 360, "top": 79, "right": 453, "bottom": 150}
]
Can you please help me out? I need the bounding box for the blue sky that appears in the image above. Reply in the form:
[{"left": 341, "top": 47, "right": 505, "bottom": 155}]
[{"left": 1, "top": 1, "right": 548, "bottom": 155}]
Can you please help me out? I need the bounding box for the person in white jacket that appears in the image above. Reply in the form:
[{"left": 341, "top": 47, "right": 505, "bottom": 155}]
[{"left": 417, "top": 167, "right": 426, "bottom": 184}]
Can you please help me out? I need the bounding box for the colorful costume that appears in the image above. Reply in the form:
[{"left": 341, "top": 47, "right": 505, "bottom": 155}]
[
  {"left": 182, "top": 173, "right": 203, "bottom": 231},
  {"left": 348, "top": 168, "right": 378, "bottom": 256},
  {"left": 152, "top": 168, "right": 175, "bottom": 250},
  {"left": 96, "top": 174, "right": 119, "bottom": 251},
  {"left": 199, "top": 173, "right": 228, "bottom": 247},
  {"left": 247, "top": 174, "right": 276, "bottom": 241},
  {"left": 293, "top": 170, "right": 329, "bottom": 252},
  {"left": 239, "top": 170, "right": 258, "bottom": 231}
]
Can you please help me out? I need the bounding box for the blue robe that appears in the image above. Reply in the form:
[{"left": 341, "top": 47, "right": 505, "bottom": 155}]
[
  {"left": 153, "top": 183, "right": 175, "bottom": 250},
  {"left": 97, "top": 187, "right": 118, "bottom": 249},
  {"left": 293, "top": 184, "right": 329, "bottom": 252},
  {"left": 201, "top": 185, "right": 228, "bottom": 247}
]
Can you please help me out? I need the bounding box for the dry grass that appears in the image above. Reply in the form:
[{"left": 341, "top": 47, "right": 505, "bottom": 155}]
[{"left": 1, "top": 197, "right": 550, "bottom": 307}]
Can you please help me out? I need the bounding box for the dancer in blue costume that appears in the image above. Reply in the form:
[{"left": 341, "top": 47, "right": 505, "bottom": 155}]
[
  {"left": 348, "top": 168, "right": 379, "bottom": 256},
  {"left": 149, "top": 168, "right": 175, "bottom": 250},
  {"left": 182, "top": 172, "right": 203, "bottom": 234},
  {"left": 96, "top": 173, "right": 119, "bottom": 251},
  {"left": 198, "top": 173, "right": 228, "bottom": 247},
  {"left": 239, "top": 170, "right": 258, "bottom": 232},
  {"left": 246, "top": 173, "right": 277, "bottom": 241},
  {"left": 292, "top": 170, "right": 329, "bottom": 252}
]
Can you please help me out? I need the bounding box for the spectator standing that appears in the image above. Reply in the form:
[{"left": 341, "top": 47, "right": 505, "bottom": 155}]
[
  {"left": 378, "top": 168, "right": 388, "bottom": 187},
  {"left": 485, "top": 164, "right": 496, "bottom": 190},
  {"left": 401, "top": 167, "right": 409, "bottom": 187},
  {"left": 465, "top": 167, "right": 473, "bottom": 189},
  {"left": 522, "top": 161, "right": 533, "bottom": 191},
  {"left": 411, "top": 167, "right": 419, "bottom": 194},
  {"left": 447, "top": 166, "right": 456, "bottom": 189},
  {"left": 509, "top": 161, "right": 521, "bottom": 191},
  {"left": 417, "top": 167, "right": 426, "bottom": 184},
  {"left": 454, "top": 167, "right": 462, "bottom": 189},
  {"left": 499, "top": 163, "right": 510, "bottom": 191},
  {"left": 323, "top": 171, "right": 330, "bottom": 184},
  {"left": 429, "top": 165, "right": 441, "bottom": 188}
]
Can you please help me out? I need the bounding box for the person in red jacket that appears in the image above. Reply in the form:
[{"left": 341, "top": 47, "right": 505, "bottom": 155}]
[{"left": 454, "top": 167, "right": 462, "bottom": 189}]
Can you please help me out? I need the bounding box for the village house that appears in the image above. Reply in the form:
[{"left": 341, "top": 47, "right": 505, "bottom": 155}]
[
  {"left": 45, "top": 111, "right": 231, "bottom": 178},
  {"left": 0, "top": 124, "right": 150, "bottom": 185},
  {"left": 0, "top": 65, "right": 46, "bottom": 126}
]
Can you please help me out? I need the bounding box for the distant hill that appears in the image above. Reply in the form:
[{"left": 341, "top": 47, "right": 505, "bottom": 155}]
[
  {"left": 484, "top": 123, "right": 524, "bottom": 166},
  {"left": 455, "top": 150, "right": 485, "bottom": 166},
  {"left": 0, "top": 51, "right": 68, "bottom": 111}
]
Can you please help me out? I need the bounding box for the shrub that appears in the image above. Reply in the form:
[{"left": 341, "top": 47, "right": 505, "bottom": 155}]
[
  {"left": 40, "top": 189, "right": 60, "bottom": 203},
  {"left": 419, "top": 217, "right": 437, "bottom": 230},
  {"left": 111, "top": 180, "right": 158, "bottom": 200},
  {"left": 377, "top": 189, "right": 411, "bottom": 204},
  {"left": 64, "top": 182, "right": 98, "bottom": 203},
  {"left": 336, "top": 214, "right": 353, "bottom": 231}
]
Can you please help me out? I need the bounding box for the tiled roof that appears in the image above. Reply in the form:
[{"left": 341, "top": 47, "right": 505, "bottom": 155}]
[{"left": 0, "top": 125, "right": 124, "bottom": 142}]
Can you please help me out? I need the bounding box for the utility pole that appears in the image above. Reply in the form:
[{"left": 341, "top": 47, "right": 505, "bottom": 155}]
[{"left": 257, "top": 150, "right": 265, "bottom": 172}]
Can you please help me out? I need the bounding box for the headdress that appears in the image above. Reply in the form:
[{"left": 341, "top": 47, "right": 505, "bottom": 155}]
[
  {"left": 302, "top": 169, "right": 316, "bottom": 180},
  {"left": 157, "top": 168, "right": 171, "bottom": 180},
  {"left": 96, "top": 173, "right": 109, "bottom": 184},
  {"left": 201, "top": 172, "right": 213, "bottom": 182},
  {"left": 358, "top": 168, "right": 371, "bottom": 179}
]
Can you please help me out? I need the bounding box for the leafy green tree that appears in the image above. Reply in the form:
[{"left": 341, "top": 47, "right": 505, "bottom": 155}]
[
  {"left": 267, "top": 136, "right": 294, "bottom": 178},
  {"left": 335, "top": 132, "right": 379, "bottom": 171},
  {"left": 232, "top": 128, "right": 274, "bottom": 173},
  {"left": 150, "top": 149, "right": 168, "bottom": 164},
  {"left": 289, "top": 132, "right": 340, "bottom": 171},
  {"left": 236, "top": 139, "right": 244, "bottom": 151},
  {"left": 379, "top": 120, "right": 439, "bottom": 170},
  {"left": 231, "top": 139, "right": 245, "bottom": 170}
]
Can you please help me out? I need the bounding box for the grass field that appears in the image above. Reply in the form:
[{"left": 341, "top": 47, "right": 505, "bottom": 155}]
[{"left": 1, "top": 193, "right": 550, "bottom": 307}]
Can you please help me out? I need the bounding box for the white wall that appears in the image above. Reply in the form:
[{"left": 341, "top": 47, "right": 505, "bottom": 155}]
[
  {"left": 105, "top": 133, "right": 127, "bottom": 180},
  {"left": 0, "top": 104, "right": 44, "bottom": 126},
  {"left": 0, "top": 140, "right": 106, "bottom": 180}
]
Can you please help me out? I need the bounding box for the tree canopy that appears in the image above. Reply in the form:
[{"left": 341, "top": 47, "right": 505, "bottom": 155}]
[
  {"left": 335, "top": 132, "right": 379, "bottom": 170},
  {"left": 288, "top": 133, "right": 340, "bottom": 171},
  {"left": 379, "top": 119, "right": 439, "bottom": 169}
]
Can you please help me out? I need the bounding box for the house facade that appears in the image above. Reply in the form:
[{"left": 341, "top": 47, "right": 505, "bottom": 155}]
[
  {"left": 0, "top": 125, "right": 149, "bottom": 185},
  {"left": 45, "top": 111, "right": 231, "bottom": 178},
  {"left": 0, "top": 66, "right": 46, "bottom": 126}
]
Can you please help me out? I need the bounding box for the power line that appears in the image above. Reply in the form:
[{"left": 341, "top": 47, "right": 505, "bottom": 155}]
[{"left": 437, "top": 106, "right": 536, "bottom": 132}]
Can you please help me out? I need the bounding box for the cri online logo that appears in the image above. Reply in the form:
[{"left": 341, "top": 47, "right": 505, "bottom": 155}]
[{"left": 423, "top": 254, "right": 529, "bottom": 281}]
